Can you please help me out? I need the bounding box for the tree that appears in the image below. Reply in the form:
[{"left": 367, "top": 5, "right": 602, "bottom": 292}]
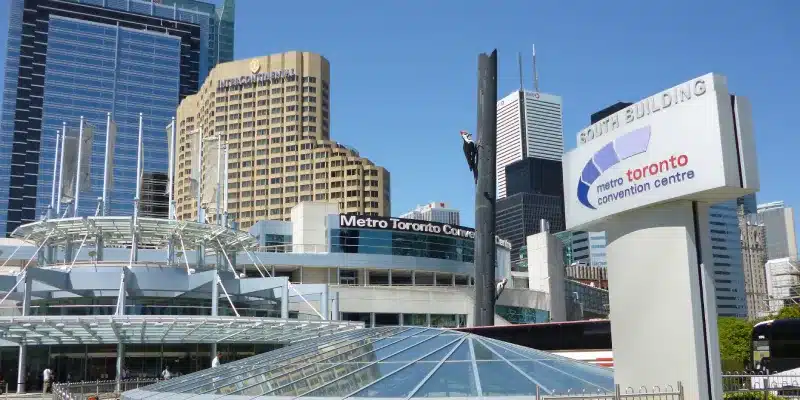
[
  {"left": 717, "top": 317, "right": 752, "bottom": 371},
  {"left": 776, "top": 304, "right": 800, "bottom": 319}
]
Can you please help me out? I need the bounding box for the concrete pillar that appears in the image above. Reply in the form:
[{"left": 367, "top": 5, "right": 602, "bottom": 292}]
[
  {"left": 64, "top": 241, "right": 74, "bottom": 265},
  {"left": 411, "top": 270, "right": 416, "bottom": 286},
  {"left": 280, "top": 280, "right": 289, "bottom": 319},
  {"left": 387, "top": 269, "right": 392, "bottom": 287},
  {"left": 17, "top": 273, "right": 31, "bottom": 394},
  {"left": 166, "top": 236, "right": 174, "bottom": 266},
  {"left": 604, "top": 201, "right": 722, "bottom": 400},
  {"left": 115, "top": 343, "right": 125, "bottom": 393},
  {"left": 331, "top": 291, "right": 340, "bottom": 321},
  {"left": 115, "top": 270, "right": 126, "bottom": 392},
  {"left": 320, "top": 285, "right": 329, "bottom": 320},
  {"left": 130, "top": 216, "right": 139, "bottom": 263},
  {"left": 96, "top": 232, "right": 104, "bottom": 261},
  {"left": 197, "top": 245, "right": 205, "bottom": 269}
]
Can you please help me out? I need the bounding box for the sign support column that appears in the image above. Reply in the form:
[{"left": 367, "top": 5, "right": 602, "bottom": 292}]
[{"left": 473, "top": 50, "right": 498, "bottom": 327}]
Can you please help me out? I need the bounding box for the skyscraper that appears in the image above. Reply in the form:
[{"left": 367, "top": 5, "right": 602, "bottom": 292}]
[
  {"left": 496, "top": 90, "right": 563, "bottom": 199},
  {"left": 757, "top": 201, "right": 798, "bottom": 260},
  {"left": 399, "top": 202, "right": 460, "bottom": 225},
  {"left": 496, "top": 157, "right": 566, "bottom": 267},
  {"left": 738, "top": 203, "right": 769, "bottom": 319},
  {"left": 174, "top": 52, "right": 391, "bottom": 229},
  {"left": 0, "top": 0, "right": 223, "bottom": 235},
  {"left": 157, "top": 0, "right": 236, "bottom": 83}
]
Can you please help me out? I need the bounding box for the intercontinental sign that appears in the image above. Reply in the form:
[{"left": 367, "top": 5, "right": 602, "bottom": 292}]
[
  {"left": 217, "top": 58, "right": 297, "bottom": 90},
  {"left": 339, "top": 214, "right": 512, "bottom": 249}
]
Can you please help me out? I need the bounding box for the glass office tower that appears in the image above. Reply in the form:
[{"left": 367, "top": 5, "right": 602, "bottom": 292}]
[
  {"left": 158, "top": 0, "right": 236, "bottom": 82},
  {"left": 34, "top": 17, "right": 182, "bottom": 218},
  {"left": 709, "top": 200, "right": 748, "bottom": 318},
  {"left": 0, "top": 0, "right": 225, "bottom": 234}
]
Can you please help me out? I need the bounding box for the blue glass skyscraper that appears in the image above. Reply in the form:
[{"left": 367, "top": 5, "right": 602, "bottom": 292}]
[
  {"left": 708, "top": 200, "right": 748, "bottom": 318},
  {"left": 0, "top": 0, "right": 232, "bottom": 235},
  {"left": 158, "top": 0, "right": 236, "bottom": 82}
]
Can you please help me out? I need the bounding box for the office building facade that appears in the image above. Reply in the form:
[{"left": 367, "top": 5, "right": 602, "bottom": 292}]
[
  {"left": 496, "top": 156, "right": 566, "bottom": 268},
  {"left": 157, "top": 0, "right": 236, "bottom": 82},
  {"left": 590, "top": 102, "right": 632, "bottom": 124},
  {"left": 757, "top": 201, "right": 798, "bottom": 260},
  {"left": 739, "top": 207, "right": 769, "bottom": 319},
  {"left": 708, "top": 200, "right": 748, "bottom": 317},
  {"left": 399, "top": 202, "right": 460, "bottom": 225},
  {"left": 174, "top": 52, "right": 391, "bottom": 229},
  {"left": 0, "top": 0, "right": 222, "bottom": 235},
  {"left": 496, "top": 90, "right": 563, "bottom": 199},
  {"left": 497, "top": 193, "right": 566, "bottom": 268},
  {"left": 555, "top": 231, "right": 607, "bottom": 268}
]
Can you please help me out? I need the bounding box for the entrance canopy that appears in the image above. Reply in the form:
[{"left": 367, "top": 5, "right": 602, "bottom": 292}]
[
  {"left": 0, "top": 316, "right": 363, "bottom": 346},
  {"left": 124, "top": 326, "right": 614, "bottom": 399}
]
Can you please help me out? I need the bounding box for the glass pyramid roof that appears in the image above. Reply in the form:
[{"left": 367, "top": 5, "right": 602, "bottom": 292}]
[{"left": 123, "top": 326, "right": 614, "bottom": 399}]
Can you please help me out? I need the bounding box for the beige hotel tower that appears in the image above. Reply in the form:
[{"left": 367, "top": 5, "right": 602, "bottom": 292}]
[{"left": 175, "top": 51, "right": 390, "bottom": 229}]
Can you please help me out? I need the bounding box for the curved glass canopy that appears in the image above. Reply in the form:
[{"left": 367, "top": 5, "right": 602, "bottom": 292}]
[{"left": 123, "top": 326, "right": 614, "bottom": 399}]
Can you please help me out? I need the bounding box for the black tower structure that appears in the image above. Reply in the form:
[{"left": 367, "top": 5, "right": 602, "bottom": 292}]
[{"left": 473, "top": 50, "right": 498, "bottom": 327}]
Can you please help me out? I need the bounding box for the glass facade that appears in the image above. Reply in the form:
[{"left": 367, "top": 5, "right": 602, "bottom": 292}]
[
  {"left": 0, "top": 0, "right": 207, "bottom": 234},
  {"left": 556, "top": 231, "right": 607, "bottom": 268},
  {"left": 331, "top": 228, "right": 474, "bottom": 263},
  {"left": 25, "top": 296, "right": 283, "bottom": 319},
  {"left": 495, "top": 305, "right": 550, "bottom": 324},
  {"left": 565, "top": 280, "right": 610, "bottom": 320},
  {"left": 0, "top": 343, "right": 280, "bottom": 392},
  {"left": 157, "top": 0, "right": 236, "bottom": 82},
  {"left": 0, "top": 0, "right": 24, "bottom": 234},
  {"left": 496, "top": 192, "right": 566, "bottom": 267},
  {"left": 34, "top": 17, "right": 181, "bottom": 218},
  {"left": 125, "top": 326, "right": 615, "bottom": 399},
  {"left": 709, "top": 200, "right": 748, "bottom": 317},
  {"left": 504, "top": 156, "right": 564, "bottom": 198}
]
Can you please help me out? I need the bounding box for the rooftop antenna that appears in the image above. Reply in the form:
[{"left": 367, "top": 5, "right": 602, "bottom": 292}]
[
  {"left": 532, "top": 44, "right": 540, "bottom": 92},
  {"left": 517, "top": 52, "right": 524, "bottom": 91}
]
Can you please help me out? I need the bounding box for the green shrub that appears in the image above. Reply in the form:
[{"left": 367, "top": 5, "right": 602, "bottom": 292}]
[{"left": 724, "top": 391, "right": 787, "bottom": 400}]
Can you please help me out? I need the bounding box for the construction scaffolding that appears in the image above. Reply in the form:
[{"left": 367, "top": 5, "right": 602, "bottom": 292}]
[{"left": 765, "top": 257, "right": 800, "bottom": 314}]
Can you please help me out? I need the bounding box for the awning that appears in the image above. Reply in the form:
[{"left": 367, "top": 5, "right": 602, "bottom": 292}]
[{"left": 0, "top": 315, "right": 364, "bottom": 346}]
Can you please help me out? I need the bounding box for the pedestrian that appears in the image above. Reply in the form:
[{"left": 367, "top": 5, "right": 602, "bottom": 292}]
[
  {"left": 212, "top": 352, "right": 222, "bottom": 368},
  {"left": 42, "top": 366, "right": 53, "bottom": 394},
  {"left": 161, "top": 365, "right": 171, "bottom": 380}
]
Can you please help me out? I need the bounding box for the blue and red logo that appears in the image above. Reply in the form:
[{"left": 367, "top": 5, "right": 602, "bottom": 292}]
[{"left": 577, "top": 126, "right": 652, "bottom": 209}]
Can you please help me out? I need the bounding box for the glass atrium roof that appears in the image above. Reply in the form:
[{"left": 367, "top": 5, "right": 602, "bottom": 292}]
[
  {"left": 123, "top": 326, "right": 614, "bottom": 399},
  {"left": 0, "top": 316, "right": 363, "bottom": 346}
]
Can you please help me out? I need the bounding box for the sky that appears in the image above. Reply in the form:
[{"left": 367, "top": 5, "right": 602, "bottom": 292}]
[{"left": 1, "top": 0, "right": 799, "bottom": 234}]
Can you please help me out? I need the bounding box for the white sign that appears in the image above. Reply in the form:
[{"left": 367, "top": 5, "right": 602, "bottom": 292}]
[{"left": 562, "top": 73, "right": 758, "bottom": 230}]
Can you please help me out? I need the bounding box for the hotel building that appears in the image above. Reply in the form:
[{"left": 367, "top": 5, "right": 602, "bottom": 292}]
[{"left": 175, "top": 52, "right": 390, "bottom": 228}]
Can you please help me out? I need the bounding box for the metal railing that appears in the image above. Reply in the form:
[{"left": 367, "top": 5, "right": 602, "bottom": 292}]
[
  {"left": 51, "top": 379, "right": 157, "bottom": 400},
  {"left": 540, "top": 382, "right": 683, "bottom": 399},
  {"left": 723, "top": 372, "right": 800, "bottom": 398}
]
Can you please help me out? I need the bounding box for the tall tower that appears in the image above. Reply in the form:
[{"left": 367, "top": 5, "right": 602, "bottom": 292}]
[
  {"left": 757, "top": 201, "right": 798, "bottom": 260},
  {"left": 175, "top": 52, "right": 391, "bottom": 229},
  {"left": 0, "top": 0, "right": 219, "bottom": 235},
  {"left": 496, "top": 90, "right": 563, "bottom": 199}
]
